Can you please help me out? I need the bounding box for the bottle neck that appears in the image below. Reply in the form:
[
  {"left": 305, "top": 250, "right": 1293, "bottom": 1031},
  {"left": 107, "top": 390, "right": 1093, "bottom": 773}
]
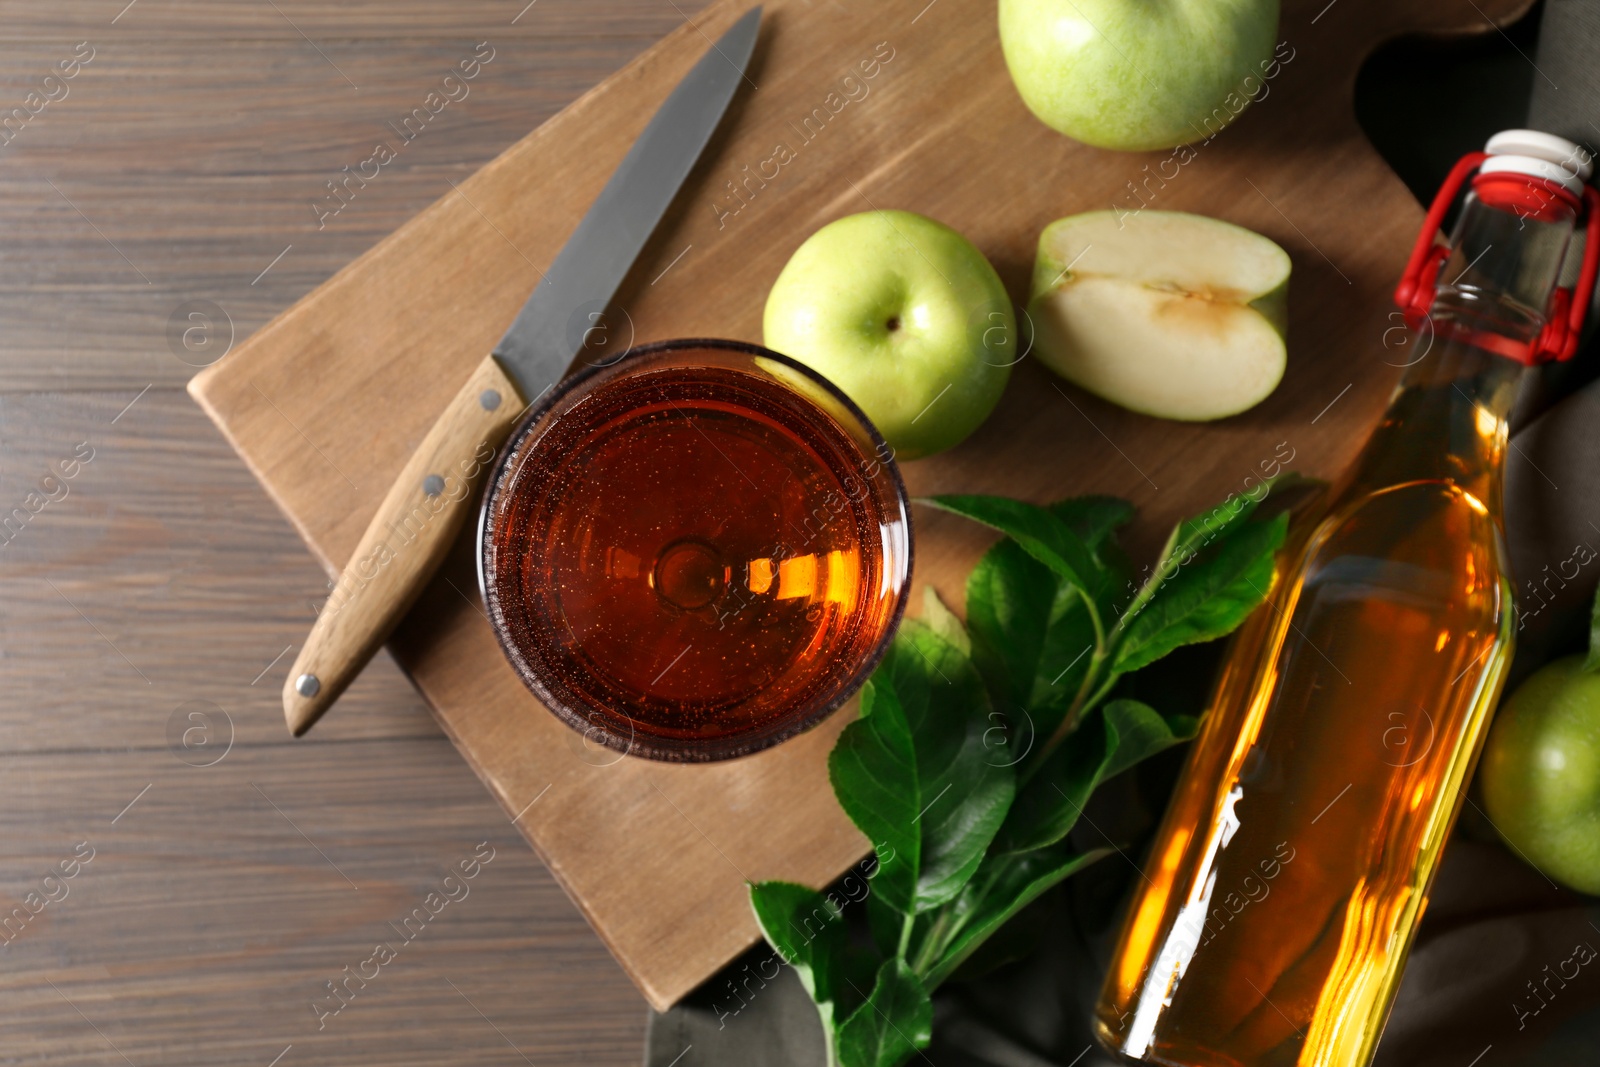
[
  {"left": 1343, "top": 340, "right": 1519, "bottom": 515},
  {"left": 1438, "top": 188, "right": 1576, "bottom": 331},
  {"left": 1340, "top": 190, "right": 1576, "bottom": 513}
]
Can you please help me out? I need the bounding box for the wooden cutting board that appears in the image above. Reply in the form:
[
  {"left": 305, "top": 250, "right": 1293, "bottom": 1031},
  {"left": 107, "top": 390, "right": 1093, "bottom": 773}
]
[{"left": 188, "top": 0, "right": 1528, "bottom": 1012}]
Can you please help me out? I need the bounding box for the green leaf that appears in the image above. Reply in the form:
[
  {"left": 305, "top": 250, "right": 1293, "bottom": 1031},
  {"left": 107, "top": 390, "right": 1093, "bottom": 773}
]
[
  {"left": 749, "top": 881, "right": 841, "bottom": 984},
  {"left": 920, "top": 586, "right": 970, "bottom": 657},
  {"left": 1164, "top": 489, "right": 1267, "bottom": 570},
  {"left": 966, "top": 539, "right": 1059, "bottom": 710},
  {"left": 1114, "top": 511, "right": 1288, "bottom": 674},
  {"left": 830, "top": 621, "right": 1016, "bottom": 914},
  {"left": 922, "top": 844, "right": 1111, "bottom": 988},
  {"left": 1156, "top": 473, "right": 1306, "bottom": 577},
  {"left": 1099, "top": 699, "right": 1199, "bottom": 782},
  {"left": 1027, "top": 580, "right": 1113, "bottom": 733},
  {"left": 835, "top": 959, "right": 933, "bottom": 1067},
  {"left": 749, "top": 881, "right": 874, "bottom": 1028},
  {"left": 999, "top": 704, "right": 1107, "bottom": 854},
  {"left": 921, "top": 495, "right": 1108, "bottom": 598},
  {"left": 998, "top": 699, "right": 1197, "bottom": 854},
  {"left": 750, "top": 881, "right": 888, "bottom": 1067},
  {"left": 964, "top": 497, "right": 1133, "bottom": 719},
  {"left": 1047, "top": 495, "right": 1137, "bottom": 550}
]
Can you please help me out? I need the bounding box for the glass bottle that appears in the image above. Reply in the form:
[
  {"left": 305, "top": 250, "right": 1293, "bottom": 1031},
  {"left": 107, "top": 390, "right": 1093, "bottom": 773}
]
[{"left": 1094, "top": 130, "right": 1594, "bottom": 1067}]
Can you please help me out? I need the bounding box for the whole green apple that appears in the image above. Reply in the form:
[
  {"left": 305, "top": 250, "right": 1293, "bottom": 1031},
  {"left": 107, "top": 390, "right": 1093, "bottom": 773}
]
[
  {"left": 1481, "top": 654, "right": 1600, "bottom": 894},
  {"left": 999, "top": 0, "right": 1281, "bottom": 151},
  {"left": 763, "top": 210, "right": 1015, "bottom": 460}
]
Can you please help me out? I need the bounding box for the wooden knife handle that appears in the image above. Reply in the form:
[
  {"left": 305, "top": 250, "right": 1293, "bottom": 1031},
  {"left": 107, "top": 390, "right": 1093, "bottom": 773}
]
[{"left": 282, "top": 354, "right": 526, "bottom": 736}]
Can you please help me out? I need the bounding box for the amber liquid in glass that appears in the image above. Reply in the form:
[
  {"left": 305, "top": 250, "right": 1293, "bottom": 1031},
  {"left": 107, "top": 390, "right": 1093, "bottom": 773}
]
[
  {"left": 489, "top": 362, "right": 901, "bottom": 746},
  {"left": 1094, "top": 327, "right": 1522, "bottom": 1066}
]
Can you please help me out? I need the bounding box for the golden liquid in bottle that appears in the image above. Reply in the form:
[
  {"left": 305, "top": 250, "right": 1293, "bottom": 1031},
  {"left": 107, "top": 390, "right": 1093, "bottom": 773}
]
[{"left": 1094, "top": 337, "right": 1521, "bottom": 1067}]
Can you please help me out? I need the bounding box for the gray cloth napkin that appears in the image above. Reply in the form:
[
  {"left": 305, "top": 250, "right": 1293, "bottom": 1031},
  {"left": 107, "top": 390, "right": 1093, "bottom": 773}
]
[{"left": 644, "top": 3, "right": 1600, "bottom": 1063}]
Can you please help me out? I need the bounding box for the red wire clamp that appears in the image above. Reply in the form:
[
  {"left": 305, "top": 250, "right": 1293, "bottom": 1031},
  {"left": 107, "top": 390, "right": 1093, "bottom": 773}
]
[{"left": 1393, "top": 150, "right": 1600, "bottom": 364}]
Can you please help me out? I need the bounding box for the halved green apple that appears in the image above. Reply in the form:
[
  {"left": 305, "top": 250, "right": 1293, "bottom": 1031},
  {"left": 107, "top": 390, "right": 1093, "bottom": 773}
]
[{"left": 1027, "top": 210, "right": 1290, "bottom": 421}]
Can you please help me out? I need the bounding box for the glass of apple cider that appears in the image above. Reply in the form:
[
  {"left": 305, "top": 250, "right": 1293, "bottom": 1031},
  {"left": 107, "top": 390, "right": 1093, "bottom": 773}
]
[{"left": 478, "top": 339, "right": 912, "bottom": 762}]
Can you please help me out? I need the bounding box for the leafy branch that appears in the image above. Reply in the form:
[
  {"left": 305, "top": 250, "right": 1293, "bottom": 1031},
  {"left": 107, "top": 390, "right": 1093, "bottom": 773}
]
[{"left": 749, "top": 482, "right": 1296, "bottom": 1067}]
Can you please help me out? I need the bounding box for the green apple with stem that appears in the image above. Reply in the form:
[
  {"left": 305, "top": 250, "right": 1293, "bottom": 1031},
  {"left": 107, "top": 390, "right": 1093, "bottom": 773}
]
[
  {"left": 1027, "top": 210, "right": 1290, "bottom": 421},
  {"left": 763, "top": 210, "right": 1016, "bottom": 460},
  {"left": 999, "top": 0, "right": 1281, "bottom": 151}
]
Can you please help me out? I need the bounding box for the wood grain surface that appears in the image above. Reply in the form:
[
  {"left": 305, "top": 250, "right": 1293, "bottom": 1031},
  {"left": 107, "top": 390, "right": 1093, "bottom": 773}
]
[
  {"left": 183, "top": 0, "right": 1531, "bottom": 1015},
  {"left": 0, "top": 1, "right": 709, "bottom": 1062}
]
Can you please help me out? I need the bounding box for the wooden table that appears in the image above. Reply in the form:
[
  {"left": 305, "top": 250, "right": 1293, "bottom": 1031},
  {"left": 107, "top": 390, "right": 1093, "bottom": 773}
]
[{"left": 0, "top": 3, "right": 703, "bottom": 1062}]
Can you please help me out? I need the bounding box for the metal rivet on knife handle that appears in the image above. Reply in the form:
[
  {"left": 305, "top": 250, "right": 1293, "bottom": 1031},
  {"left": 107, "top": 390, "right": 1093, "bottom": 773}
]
[
  {"left": 422, "top": 474, "right": 445, "bottom": 497},
  {"left": 480, "top": 389, "right": 502, "bottom": 411},
  {"left": 295, "top": 673, "right": 321, "bottom": 698}
]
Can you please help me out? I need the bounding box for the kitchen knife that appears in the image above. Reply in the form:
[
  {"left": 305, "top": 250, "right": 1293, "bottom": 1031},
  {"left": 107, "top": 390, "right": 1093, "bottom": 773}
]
[{"left": 282, "top": 7, "right": 762, "bottom": 737}]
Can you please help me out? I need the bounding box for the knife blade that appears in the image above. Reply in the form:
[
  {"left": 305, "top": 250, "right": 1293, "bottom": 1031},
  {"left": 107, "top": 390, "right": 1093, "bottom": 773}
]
[
  {"left": 494, "top": 5, "right": 761, "bottom": 396},
  {"left": 493, "top": 6, "right": 761, "bottom": 396},
  {"left": 282, "top": 8, "right": 762, "bottom": 737}
]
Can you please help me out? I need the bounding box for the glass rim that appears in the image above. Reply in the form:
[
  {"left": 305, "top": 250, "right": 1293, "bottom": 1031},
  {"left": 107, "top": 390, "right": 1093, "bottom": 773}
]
[{"left": 476, "top": 337, "right": 914, "bottom": 763}]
